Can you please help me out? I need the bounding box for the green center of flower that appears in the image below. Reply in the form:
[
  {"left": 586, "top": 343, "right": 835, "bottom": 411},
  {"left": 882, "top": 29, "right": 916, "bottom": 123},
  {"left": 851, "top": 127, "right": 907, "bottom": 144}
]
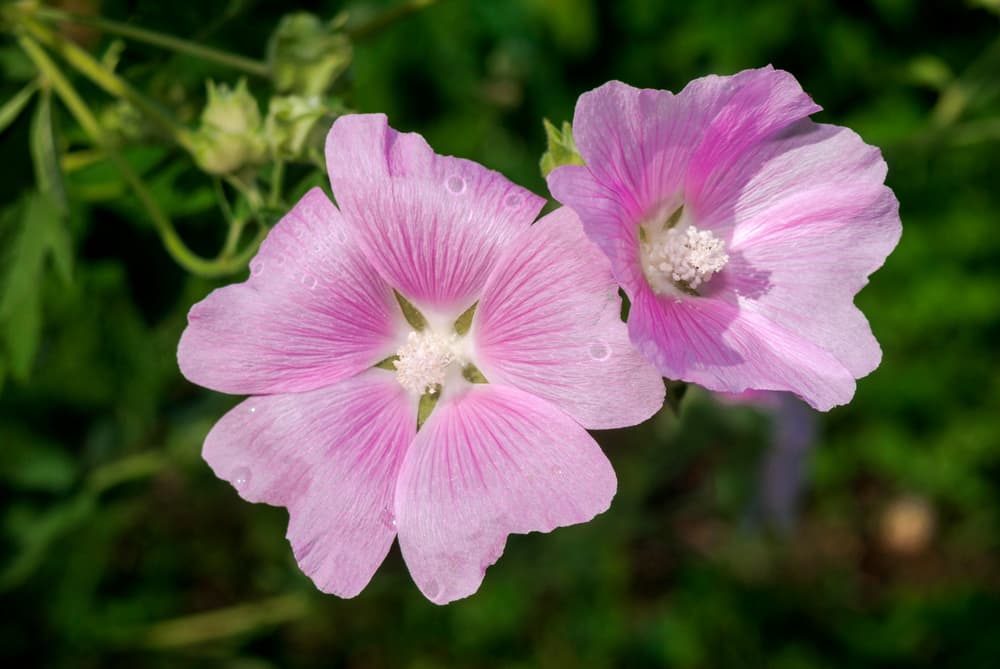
[{"left": 639, "top": 205, "right": 729, "bottom": 294}]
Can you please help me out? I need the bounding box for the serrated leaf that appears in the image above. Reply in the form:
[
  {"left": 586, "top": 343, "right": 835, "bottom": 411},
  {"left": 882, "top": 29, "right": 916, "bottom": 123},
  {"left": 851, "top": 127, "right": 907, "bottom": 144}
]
[{"left": 0, "top": 81, "right": 37, "bottom": 135}]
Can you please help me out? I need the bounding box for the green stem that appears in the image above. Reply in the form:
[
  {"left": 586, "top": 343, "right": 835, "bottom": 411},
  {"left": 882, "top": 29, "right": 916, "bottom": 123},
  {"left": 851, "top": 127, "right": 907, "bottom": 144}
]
[
  {"left": 268, "top": 160, "right": 285, "bottom": 208},
  {"left": 19, "top": 36, "right": 259, "bottom": 277},
  {"left": 31, "top": 5, "right": 270, "bottom": 77},
  {"left": 133, "top": 594, "right": 310, "bottom": 648},
  {"left": 348, "top": 0, "right": 439, "bottom": 41},
  {"left": 20, "top": 15, "right": 194, "bottom": 151}
]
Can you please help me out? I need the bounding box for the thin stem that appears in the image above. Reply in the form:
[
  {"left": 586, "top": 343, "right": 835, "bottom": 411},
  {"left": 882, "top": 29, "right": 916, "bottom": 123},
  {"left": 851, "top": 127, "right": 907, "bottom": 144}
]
[
  {"left": 19, "top": 36, "right": 259, "bottom": 277},
  {"left": 268, "top": 160, "right": 285, "bottom": 208},
  {"left": 32, "top": 5, "right": 270, "bottom": 78},
  {"left": 19, "top": 15, "right": 194, "bottom": 151},
  {"left": 348, "top": 0, "right": 439, "bottom": 41}
]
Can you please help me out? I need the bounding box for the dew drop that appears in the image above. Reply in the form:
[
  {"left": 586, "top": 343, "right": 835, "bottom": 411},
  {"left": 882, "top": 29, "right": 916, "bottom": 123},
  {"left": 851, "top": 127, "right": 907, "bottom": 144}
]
[
  {"left": 588, "top": 341, "right": 611, "bottom": 361},
  {"left": 274, "top": 253, "right": 287, "bottom": 266},
  {"left": 334, "top": 226, "right": 347, "bottom": 243},
  {"left": 424, "top": 579, "right": 441, "bottom": 599},
  {"left": 249, "top": 259, "right": 264, "bottom": 276},
  {"left": 446, "top": 175, "right": 466, "bottom": 194},
  {"left": 552, "top": 465, "right": 564, "bottom": 476},
  {"left": 232, "top": 467, "right": 251, "bottom": 490},
  {"left": 504, "top": 193, "right": 523, "bottom": 208},
  {"left": 380, "top": 507, "right": 397, "bottom": 530},
  {"left": 302, "top": 274, "right": 318, "bottom": 289},
  {"left": 248, "top": 405, "right": 257, "bottom": 414}
]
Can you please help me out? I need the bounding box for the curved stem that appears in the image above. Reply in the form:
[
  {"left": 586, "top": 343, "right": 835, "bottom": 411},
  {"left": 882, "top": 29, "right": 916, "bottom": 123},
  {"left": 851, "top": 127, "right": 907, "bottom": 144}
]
[
  {"left": 19, "top": 36, "right": 259, "bottom": 278},
  {"left": 20, "top": 15, "right": 195, "bottom": 151},
  {"left": 31, "top": 5, "right": 270, "bottom": 78}
]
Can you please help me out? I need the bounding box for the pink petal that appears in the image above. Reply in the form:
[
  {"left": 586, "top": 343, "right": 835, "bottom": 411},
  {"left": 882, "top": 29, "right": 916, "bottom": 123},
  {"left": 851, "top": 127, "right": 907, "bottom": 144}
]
[
  {"left": 472, "top": 207, "right": 664, "bottom": 429},
  {"left": 202, "top": 369, "right": 416, "bottom": 598},
  {"left": 325, "top": 114, "right": 545, "bottom": 318},
  {"left": 628, "top": 287, "right": 857, "bottom": 411},
  {"left": 178, "top": 189, "right": 403, "bottom": 395},
  {"left": 394, "top": 384, "right": 616, "bottom": 604},
  {"left": 549, "top": 68, "right": 818, "bottom": 286},
  {"left": 700, "top": 123, "right": 901, "bottom": 378}
]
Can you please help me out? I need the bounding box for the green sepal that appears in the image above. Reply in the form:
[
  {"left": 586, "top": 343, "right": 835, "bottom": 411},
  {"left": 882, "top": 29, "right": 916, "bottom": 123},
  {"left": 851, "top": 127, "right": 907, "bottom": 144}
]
[{"left": 539, "top": 119, "right": 584, "bottom": 178}]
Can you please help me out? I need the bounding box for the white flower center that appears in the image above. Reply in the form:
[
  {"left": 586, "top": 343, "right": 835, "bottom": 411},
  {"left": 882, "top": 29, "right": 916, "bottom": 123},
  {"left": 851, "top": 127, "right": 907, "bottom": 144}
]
[
  {"left": 641, "top": 220, "right": 729, "bottom": 294},
  {"left": 393, "top": 330, "right": 463, "bottom": 395}
]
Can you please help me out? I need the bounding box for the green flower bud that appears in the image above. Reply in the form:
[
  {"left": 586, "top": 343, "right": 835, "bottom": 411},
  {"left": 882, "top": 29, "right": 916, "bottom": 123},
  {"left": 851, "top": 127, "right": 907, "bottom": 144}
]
[
  {"left": 192, "top": 79, "right": 266, "bottom": 175},
  {"left": 264, "top": 95, "right": 342, "bottom": 161},
  {"left": 267, "top": 13, "right": 352, "bottom": 96},
  {"left": 539, "top": 119, "right": 584, "bottom": 178}
]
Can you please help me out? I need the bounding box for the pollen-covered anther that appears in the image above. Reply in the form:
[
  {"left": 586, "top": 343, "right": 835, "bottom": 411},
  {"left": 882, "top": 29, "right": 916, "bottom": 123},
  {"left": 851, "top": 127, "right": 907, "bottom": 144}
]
[
  {"left": 642, "top": 224, "right": 729, "bottom": 292},
  {"left": 393, "top": 330, "right": 461, "bottom": 395}
]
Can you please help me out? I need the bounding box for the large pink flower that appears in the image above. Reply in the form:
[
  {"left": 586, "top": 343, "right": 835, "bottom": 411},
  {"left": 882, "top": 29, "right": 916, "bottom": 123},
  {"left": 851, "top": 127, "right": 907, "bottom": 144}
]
[
  {"left": 547, "top": 66, "right": 901, "bottom": 410},
  {"left": 177, "top": 114, "right": 664, "bottom": 604}
]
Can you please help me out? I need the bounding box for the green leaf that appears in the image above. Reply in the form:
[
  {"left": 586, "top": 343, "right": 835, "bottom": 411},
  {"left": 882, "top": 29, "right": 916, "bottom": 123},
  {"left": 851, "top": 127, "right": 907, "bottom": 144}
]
[
  {"left": 30, "top": 89, "right": 69, "bottom": 217},
  {"left": 0, "top": 192, "right": 73, "bottom": 380},
  {"left": 0, "top": 81, "right": 37, "bottom": 135}
]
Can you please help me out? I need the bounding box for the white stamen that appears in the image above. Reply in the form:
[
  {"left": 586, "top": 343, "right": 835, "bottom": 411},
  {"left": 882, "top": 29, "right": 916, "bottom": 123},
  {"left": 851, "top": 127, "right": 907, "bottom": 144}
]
[
  {"left": 641, "top": 223, "right": 729, "bottom": 293},
  {"left": 393, "top": 330, "right": 461, "bottom": 395}
]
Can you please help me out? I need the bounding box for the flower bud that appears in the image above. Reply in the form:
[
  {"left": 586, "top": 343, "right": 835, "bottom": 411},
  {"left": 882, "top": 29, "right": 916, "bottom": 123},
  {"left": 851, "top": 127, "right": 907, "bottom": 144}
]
[
  {"left": 267, "top": 13, "right": 352, "bottom": 96},
  {"left": 264, "top": 95, "right": 342, "bottom": 161},
  {"left": 192, "top": 79, "right": 266, "bottom": 175}
]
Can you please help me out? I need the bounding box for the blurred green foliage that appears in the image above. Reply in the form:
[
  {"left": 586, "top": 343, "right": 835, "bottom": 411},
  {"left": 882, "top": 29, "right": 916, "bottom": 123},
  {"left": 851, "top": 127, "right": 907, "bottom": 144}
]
[{"left": 1, "top": 0, "right": 999, "bottom": 667}]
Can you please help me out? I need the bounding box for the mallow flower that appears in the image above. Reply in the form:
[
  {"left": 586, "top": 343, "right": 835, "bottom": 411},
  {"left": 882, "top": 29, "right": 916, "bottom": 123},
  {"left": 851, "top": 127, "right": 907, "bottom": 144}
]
[
  {"left": 547, "top": 66, "right": 902, "bottom": 410},
  {"left": 177, "top": 114, "right": 664, "bottom": 604}
]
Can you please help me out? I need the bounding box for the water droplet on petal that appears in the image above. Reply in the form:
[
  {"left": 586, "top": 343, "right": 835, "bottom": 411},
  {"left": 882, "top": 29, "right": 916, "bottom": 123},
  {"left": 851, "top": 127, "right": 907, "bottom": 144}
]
[
  {"left": 588, "top": 341, "right": 611, "bottom": 361},
  {"left": 424, "top": 579, "right": 441, "bottom": 599},
  {"left": 380, "top": 507, "right": 397, "bottom": 530},
  {"left": 335, "top": 227, "right": 347, "bottom": 243},
  {"left": 446, "top": 175, "right": 466, "bottom": 194},
  {"left": 504, "top": 193, "right": 523, "bottom": 208},
  {"left": 274, "top": 253, "right": 286, "bottom": 266},
  {"left": 249, "top": 259, "right": 264, "bottom": 276},
  {"left": 302, "top": 274, "right": 317, "bottom": 289},
  {"left": 248, "top": 405, "right": 257, "bottom": 414},
  {"left": 552, "top": 465, "right": 564, "bottom": 476},
  {"left": 232, "top": 467, "right": 251, "bottom": 489}
]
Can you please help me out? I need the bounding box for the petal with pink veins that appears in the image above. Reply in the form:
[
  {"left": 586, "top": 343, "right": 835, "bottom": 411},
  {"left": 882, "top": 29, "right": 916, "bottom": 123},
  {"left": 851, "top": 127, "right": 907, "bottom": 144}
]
[
  {"left": 202, "top": 369, "right": 416, "bottom": 598},
  {"left": 325, "top": 114, "right": 545, "bottom": 318},
  {"left": 627, "top": 287, "right": 857, "bottom": 411},
  {"left": 394, "top": 384, "right": 616, "bottom": 604},
  {"left": 178, "top": 188, "right": 404, "bottom": 395},
  {"left": 473, "top": 207, "right": 664, "bottom": 429}
]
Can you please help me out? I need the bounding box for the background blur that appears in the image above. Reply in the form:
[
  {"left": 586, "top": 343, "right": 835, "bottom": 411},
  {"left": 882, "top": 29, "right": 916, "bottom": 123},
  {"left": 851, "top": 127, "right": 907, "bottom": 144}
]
[{"left": 1, "top": 0, "right": 999, "bottom": 667}]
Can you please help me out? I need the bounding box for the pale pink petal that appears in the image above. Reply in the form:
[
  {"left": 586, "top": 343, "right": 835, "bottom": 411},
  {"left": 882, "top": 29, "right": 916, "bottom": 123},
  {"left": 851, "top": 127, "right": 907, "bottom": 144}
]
[
  {"left": 394, "top": 384, "right": 616, "bottom": 604},
  {"left": 472, "top": 207, "right": 663, "bottom": 429},
  {"left": 698, "top": 123, "right": 901, "bottom": 378},
  {"left": 202, "top": 369, "right": 416, "bottom": 597},
  {"left": 178, "top": 189, "right": 403, "bottom": 395},
  {"left": 549, "top": 67, "right": 817, "bottom": 286},
  {"left": 628, "top": 287, "right": 856, "bottom": 411},
  {"left": 325, "top": 114, "right": 545, "bottom": 318}
]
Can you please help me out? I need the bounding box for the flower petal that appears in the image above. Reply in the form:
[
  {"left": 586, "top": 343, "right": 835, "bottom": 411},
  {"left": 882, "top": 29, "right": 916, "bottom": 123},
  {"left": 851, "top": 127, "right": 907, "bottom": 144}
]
[
  {"left": 178, "top": 188, "right": 403, "bottom": 395},
  {"left": 701, "top": 122, "right": 902, "bottom": 378},
  {"left": 202, "top": 369, "right": 416, "bottom": 598},
  {"left": 549, "top": 67, "right": 817, "bottom": 287},
  {"left": 473, "top": 207, "right": 664, "bottom": 429},
  {"left": 628, "top": 287, "right": 857, "bottom": 411},
  {"left": 325, "top": 114, "right": 545, "bottom": 318},
  {"left": 394, "top": 384, "right": 616, "bottom": 604}
]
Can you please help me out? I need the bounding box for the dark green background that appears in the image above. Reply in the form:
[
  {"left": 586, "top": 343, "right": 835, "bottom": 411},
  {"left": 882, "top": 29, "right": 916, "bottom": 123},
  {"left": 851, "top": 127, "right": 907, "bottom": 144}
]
[{"left": 1, "top": 0, "right": 999, "bottom": 667}]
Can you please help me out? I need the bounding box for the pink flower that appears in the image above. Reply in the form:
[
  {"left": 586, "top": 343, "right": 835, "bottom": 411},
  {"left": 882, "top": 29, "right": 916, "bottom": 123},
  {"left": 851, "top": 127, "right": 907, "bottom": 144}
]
[
  {"left": 177, "top": 114, "right": 664, "bottom": 604},
  {"left": 547, "top": 67, "right": 902, "bottom": 410}
]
